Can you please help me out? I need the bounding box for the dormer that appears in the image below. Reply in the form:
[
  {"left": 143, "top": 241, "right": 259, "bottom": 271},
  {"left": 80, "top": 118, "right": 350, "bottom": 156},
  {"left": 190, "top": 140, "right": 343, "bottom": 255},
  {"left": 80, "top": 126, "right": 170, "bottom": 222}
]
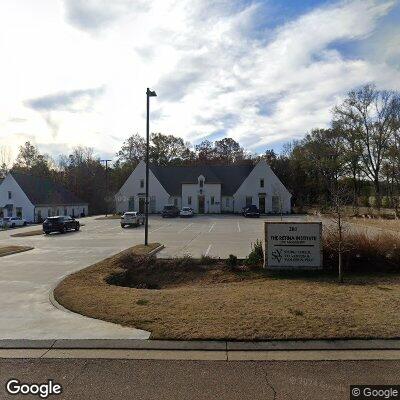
[{"left": 198, "top": 175, "right": 205, "bottom": 188}]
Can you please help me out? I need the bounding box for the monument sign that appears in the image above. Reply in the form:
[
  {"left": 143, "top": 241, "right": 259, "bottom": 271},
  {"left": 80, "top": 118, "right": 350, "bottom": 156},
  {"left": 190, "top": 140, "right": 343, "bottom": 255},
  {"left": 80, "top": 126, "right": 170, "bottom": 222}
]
[{"left": 264, "top": 221, "right": 322, "bottom": 269}]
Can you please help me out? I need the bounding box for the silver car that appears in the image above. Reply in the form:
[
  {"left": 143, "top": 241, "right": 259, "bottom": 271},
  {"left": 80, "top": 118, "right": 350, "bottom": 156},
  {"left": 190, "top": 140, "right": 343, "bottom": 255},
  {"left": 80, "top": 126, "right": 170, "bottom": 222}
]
[{"left": 120, "top": 212, "right": 145, "bottom": 228}]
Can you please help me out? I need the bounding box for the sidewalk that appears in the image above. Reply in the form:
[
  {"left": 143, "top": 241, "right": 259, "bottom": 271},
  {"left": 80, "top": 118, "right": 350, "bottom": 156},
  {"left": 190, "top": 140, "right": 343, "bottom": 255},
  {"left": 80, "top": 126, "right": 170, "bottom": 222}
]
[{"left": 2, "top": 339, "right": 400, "bottom": 361}]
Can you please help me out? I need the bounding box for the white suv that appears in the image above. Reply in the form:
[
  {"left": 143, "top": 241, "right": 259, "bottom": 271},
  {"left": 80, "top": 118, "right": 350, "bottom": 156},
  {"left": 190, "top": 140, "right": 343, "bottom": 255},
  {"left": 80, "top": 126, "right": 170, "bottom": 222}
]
[{"left": 120, "top": 212, "right": 145, "bottom": 228}]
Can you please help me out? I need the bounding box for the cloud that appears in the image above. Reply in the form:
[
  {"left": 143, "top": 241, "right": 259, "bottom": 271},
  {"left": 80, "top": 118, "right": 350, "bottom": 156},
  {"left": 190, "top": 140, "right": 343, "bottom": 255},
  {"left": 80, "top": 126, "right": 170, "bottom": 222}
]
[
  {"left": 63, "top": 0, "right": 148, "bottom": 32},
  {"left": 24, "top": 86, "right": 105, "bottom": 138},
  {"left": 8, "top": 117, "right": 27, "bottom": 123},
  {"left": 25, "top": 86, "right": 105, "bottom": 112}
]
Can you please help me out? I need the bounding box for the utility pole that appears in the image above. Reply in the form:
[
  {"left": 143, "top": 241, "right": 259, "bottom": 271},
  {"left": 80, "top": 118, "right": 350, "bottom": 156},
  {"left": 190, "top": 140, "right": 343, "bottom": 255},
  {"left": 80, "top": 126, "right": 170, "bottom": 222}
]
[
  {"left": 145, "top": 88, "right": 157, "bottom": 246},
  {"left": 101, "top": 159, "right": 112, "bottom": 217}
]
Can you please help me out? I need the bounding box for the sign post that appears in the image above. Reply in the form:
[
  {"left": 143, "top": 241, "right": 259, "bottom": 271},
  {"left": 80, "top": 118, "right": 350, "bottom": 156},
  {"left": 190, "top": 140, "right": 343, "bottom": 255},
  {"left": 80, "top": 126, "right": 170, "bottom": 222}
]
[{"left": 264, "top": 221, "right": 322, "bottom": 269}]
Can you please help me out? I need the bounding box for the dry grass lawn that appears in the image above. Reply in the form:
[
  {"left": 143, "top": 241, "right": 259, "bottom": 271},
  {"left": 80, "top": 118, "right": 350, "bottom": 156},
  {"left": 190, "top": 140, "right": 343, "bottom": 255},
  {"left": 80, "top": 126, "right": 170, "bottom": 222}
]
[
  {"left": 10, "top": 229, "right": 43, "bottom": 237},
  {"left": 347, "top": 218, "right": 400, "bottom": 234},
  {"left": 0, "top": 245, "right": 34, "bottom": 257},
  {"left": 54, "top": 244, "right": 400, "bottom": 340}
]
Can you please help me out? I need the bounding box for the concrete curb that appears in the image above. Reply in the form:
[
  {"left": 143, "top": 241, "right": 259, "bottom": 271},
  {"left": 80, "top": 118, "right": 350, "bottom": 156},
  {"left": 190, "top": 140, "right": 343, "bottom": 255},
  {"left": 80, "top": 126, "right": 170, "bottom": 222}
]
[
  {"left": 1, "top": 339, "right": 400, "bottom": 351},
  {"left": 147, "top": 244, "right": 165, "bottom": 257}
]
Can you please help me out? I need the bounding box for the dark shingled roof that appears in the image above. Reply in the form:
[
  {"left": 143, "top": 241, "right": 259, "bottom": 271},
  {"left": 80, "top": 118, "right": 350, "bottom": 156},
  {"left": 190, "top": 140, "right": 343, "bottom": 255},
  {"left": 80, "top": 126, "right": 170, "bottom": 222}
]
[
  {"left": 149, "top": 164, "right": 255, "bottom": 196},
  {"left": 11, "top": 172, "right": 87, "bottom": 206}
]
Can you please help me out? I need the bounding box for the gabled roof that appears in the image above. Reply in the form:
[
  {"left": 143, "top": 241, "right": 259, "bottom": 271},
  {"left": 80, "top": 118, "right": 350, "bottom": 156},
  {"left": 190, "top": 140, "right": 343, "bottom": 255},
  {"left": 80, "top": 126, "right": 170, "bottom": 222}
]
[
  {"left": 10, "top": 172, "right": 87, "bottom": 206},
  {"left": 149, "top": 164, "right": 255, "bottom": 196}
]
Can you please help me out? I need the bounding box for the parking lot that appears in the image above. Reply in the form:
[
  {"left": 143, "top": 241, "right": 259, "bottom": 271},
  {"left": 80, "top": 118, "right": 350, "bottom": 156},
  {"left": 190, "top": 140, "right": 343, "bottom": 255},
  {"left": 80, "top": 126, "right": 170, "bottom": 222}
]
[{"left": 1, "top": 214, "right": 318, "bottom": 339}]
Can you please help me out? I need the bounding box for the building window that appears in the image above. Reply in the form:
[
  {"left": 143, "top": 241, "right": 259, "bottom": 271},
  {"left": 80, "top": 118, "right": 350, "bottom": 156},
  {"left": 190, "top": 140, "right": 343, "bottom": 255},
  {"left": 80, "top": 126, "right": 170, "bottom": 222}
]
[
  {"left": 16, "top": 207, "right": 22, "bottom": 218},
  {"left": 199, "top": 179, "right": 204, "bottom": 188},
  {"left": 64, "top": 208, "right": 67, "bottom": 216},
  {"left": 8, "top": 191, "right": 12, "bottom": 199},
  {"left": 226, "top": 198, "right": 229, "bottom": 207},
  {"left": 188, "top": 196, "right": 192, "bottom": 205},
  {"left": 211, "top": 196, "right": 215, "bottom": 205},
  {"left": 246, "top": 196, "right": 252, "bottom": 206},
  {"left": 48, "top": 209, "right": 51, "bottom": 217},
  {"left": 260, "top": 179, "right": 264, "bottom": 188},
  {"left": 140, "top": 179, "right": 144, "bottom": 188}
]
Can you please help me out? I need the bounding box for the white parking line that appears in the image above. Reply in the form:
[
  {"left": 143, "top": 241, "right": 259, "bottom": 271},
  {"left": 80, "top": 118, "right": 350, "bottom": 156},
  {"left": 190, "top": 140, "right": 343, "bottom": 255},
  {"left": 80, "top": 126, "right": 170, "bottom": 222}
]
[
  {"left": 150, "top": 223, "right": 172, "bottom": 233},
  {"left": 237, "top": 222, "right": 241, "bottom": 232},
  {"left": 208, "top": 223, "right": 215, "bottom": 233},
  {"left": 178, "top": 223, "right": 193, "bottom": 234},
  {"left": 205, "top": 244, "right": 212, "bottom": 256}
]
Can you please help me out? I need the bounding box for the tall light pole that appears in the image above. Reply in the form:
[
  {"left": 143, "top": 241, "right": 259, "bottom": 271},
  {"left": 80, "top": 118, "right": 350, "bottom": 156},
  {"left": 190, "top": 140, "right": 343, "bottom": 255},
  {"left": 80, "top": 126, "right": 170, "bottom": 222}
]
[
  {"left": 145, "top": 88, "right": 157, "bottom": 246},
  {"left": 101, "top": 159, "right": 112, "bottom": 217}
]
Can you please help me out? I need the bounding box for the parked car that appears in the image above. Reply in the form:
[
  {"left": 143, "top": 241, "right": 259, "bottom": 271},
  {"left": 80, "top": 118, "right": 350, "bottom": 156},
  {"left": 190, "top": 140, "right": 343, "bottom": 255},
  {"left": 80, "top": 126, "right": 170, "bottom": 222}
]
[
  {"left": 120, "top": 211, "right": 145, "bottom": 228},
  {"left": 43, "top": 216, "right": 80, "bottom": 234},
  {"left": 180, "top": 207, "right": 194, "bottom": 217},
  {"left": 242, "top": 205, "right": 260, "bottom": 218},
  {"left": 1, "top": 217, "right": 27, "bottom": 228},
  {"left": 162, "top": 205, "right": 180, "bottom": 218}
]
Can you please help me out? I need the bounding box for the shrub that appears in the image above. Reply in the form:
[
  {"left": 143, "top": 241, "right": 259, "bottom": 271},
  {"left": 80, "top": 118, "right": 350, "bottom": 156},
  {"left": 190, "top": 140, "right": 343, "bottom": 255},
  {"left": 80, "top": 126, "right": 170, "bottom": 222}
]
[
  {"left": 227, "top": 254, "right": 238, "bottom": 267},
  {"left": 175, "top": 253, "right": 194, "bottom": 267},
  {"left": 200, "top": 254, "right": 217, "bottom": 265},
  {"left": 244, "top": 239, "right": 264, "bottom": 266},
  {"left": 323, "top": 228, "right": 400, "bottom": 273}
]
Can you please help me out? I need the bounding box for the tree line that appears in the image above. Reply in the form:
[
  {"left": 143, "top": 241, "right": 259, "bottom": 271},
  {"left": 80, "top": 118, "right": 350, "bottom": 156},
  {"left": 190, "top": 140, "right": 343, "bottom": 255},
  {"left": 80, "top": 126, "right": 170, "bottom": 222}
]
[{"left": 1, "top": 84, "right": 399, "bottom": 214}]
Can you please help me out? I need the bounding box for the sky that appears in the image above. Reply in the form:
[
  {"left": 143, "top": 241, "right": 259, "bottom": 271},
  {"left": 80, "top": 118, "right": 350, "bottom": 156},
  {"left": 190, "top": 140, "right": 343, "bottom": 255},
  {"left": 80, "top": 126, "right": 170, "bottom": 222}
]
[{"left": 0, "top": 0, "right": 399, "bottom": 163}]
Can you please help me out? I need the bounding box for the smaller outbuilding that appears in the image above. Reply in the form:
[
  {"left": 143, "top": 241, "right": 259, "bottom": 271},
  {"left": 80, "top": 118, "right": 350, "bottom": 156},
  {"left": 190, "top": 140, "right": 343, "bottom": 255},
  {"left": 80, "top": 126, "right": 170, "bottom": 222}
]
[{"left": 0, "top": 172, "right": 88, "bottom": 223}]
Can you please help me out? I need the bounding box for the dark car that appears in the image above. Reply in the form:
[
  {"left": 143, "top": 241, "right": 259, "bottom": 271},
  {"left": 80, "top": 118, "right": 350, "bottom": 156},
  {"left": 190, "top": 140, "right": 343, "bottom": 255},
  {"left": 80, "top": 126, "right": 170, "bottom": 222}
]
[
  {"left": 161, "top": 205, "right": 180, "bottom": 218},
  {"left": 43, "top": 216, "right": 80, "bottom": 234},
  {"left": 242, "top": 205, "right": 260, "bottom": 218}
]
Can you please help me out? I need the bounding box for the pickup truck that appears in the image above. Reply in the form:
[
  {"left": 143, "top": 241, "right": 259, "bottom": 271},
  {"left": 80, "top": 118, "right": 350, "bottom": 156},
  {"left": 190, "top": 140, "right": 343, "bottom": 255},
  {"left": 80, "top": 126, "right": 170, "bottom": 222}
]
[{"left": 120, "top": 212, "right": 145, "bottom": 228}]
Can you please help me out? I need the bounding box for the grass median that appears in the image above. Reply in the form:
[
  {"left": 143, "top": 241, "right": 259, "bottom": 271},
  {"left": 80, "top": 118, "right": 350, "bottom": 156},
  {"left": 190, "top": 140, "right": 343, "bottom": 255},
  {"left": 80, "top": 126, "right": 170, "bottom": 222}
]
[
  {"left": 54, "top": 240, "right": 400, "bottom": 340},
  {"left": 0, "top": 245, "right": 34, "bottom": 257},
  {"left": 10, "top": 229, "right": 43, "bottom": 237}
]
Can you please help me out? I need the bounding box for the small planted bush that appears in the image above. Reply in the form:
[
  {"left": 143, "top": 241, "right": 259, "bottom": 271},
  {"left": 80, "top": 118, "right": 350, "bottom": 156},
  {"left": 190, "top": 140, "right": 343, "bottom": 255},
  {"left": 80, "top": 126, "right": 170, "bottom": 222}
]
[
  {"left": 200, "top": 254, "right": 217, "bottom": 265},
  {"left": 244, "top": 239, "right": 264, "bottom": 266},
  {"left": 227, "top": 254, "right": 238, "bottom": 267},
  {"left": 175, "top": 253, "right": 194, "bottom": 267}
]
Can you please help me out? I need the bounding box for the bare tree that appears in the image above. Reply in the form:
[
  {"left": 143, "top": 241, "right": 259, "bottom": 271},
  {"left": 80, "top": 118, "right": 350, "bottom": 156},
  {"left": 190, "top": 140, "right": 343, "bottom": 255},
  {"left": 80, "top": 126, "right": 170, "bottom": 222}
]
[
  {"left": 328, "top": 184, "right": 352, "bottom": 283},
  {"left": 334, "top": 84, "right": 400, "bottom": 209},
  {"left": 0, "top": 145, "right": 12, "bottom": 174}
]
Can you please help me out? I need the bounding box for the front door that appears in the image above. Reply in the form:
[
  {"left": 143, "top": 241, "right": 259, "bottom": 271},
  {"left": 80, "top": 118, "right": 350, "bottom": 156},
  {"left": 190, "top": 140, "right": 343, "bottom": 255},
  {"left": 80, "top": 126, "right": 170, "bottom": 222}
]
[
  {"left": 259, "top": 197, "right": 265, "bottom": 214},
  {"left": 139, "top": 198, "right": 145, "bottom": 214},
  {"left": 198, "top": 195, "right": 205, "bottom": 214},
  {"left": 128, "top": 197, "right": 135, "bottom": 211}
]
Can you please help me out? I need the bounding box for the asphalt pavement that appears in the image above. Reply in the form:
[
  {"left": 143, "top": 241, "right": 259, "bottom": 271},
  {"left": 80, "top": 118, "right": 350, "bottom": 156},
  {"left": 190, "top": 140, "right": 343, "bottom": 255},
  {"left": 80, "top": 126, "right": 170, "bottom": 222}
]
[{"left": 1, "top": 358, "right": 399, "bottom": 400}]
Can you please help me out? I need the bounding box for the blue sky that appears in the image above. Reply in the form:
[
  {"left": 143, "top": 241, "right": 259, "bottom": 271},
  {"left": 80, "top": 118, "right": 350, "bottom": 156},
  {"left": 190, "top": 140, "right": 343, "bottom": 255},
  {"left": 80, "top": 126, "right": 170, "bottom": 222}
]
[{"left": 0, "top": 0, "right": 399, "bottom": 162}]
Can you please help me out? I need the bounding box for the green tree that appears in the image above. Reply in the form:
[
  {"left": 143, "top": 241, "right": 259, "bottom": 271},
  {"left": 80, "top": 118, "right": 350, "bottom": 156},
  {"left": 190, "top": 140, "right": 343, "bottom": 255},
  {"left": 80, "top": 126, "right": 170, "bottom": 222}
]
[{"left": 116, "top": 133, "right": 146, "bottom": 167}]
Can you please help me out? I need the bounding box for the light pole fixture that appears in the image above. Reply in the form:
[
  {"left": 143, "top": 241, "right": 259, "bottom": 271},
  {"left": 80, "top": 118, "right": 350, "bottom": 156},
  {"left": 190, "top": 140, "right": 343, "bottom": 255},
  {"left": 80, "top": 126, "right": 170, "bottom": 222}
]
[
  {"left": 100, "top": 159, "right": 112, "bottom": 217},
  {"left": 145, "top": 87, "right": 157, "bottom": 246}
]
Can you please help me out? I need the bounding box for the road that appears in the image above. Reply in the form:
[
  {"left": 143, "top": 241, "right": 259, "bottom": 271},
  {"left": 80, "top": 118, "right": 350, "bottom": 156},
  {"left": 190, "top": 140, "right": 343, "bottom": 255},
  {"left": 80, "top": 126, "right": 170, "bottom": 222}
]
[{"left": 1, "top": 358, "right": 399, "bottom": 399}]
